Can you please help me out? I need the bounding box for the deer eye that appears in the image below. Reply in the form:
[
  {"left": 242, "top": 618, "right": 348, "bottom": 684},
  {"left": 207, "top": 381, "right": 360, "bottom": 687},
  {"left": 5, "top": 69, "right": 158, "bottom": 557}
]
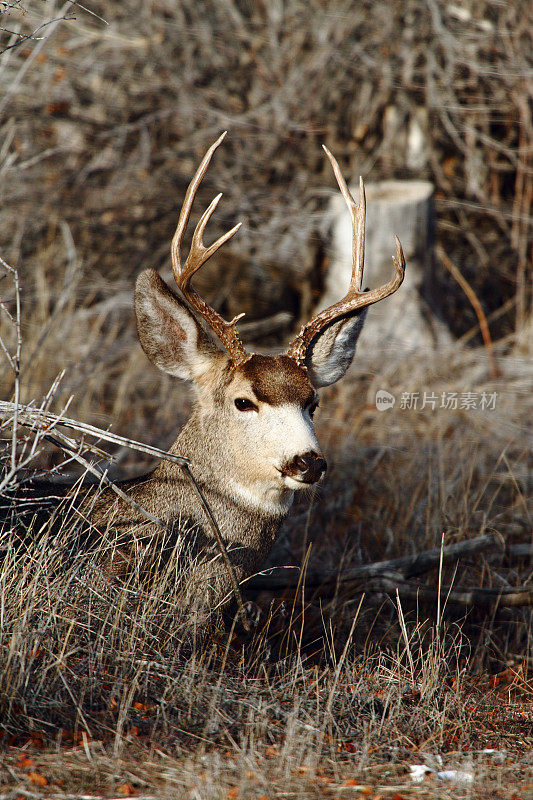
[{"left": 234, "top": 398, "right": 258, "bottom": 412}]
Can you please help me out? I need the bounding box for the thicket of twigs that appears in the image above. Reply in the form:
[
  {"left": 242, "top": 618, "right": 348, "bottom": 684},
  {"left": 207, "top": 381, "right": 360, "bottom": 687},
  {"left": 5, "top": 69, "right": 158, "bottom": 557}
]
[
  {"left": 0, "top": 0, "right": 531, "bottom": 341},
  {"left": 0, "top": 0, "right": 531, "bottom": 451},
  {"left": 0, "top": 0, "right": 532, "bottom": 797}
]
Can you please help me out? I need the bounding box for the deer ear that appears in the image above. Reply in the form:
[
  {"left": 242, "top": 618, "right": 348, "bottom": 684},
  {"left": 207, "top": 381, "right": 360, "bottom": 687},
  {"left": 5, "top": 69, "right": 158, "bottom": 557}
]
[
  {"left": 135, "top": 269, "right": 220, "bottom": 381},
  {"left": 303, "top": 308, "right": 367, "bottom": 388}
]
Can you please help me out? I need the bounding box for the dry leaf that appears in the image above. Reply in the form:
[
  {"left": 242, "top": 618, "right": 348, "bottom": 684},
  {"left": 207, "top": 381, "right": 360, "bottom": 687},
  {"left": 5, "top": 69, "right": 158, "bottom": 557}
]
[
  {"left": 29, "top": 735, "right": 44, "bottom": 749},
  {"left": 27, "top": 772, "right": 47, "bottom": 787},
  {"left": 116, "top": 782, "right": 136, "bottom": 796}
]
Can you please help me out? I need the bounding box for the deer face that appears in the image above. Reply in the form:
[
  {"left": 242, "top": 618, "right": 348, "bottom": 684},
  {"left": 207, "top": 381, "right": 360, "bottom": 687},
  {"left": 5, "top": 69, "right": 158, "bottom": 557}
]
[
  {"left": 135, "top": 273, "right": 330, "bottom": 510},
  {"left": 226, "top": 355, "right": 326, "bottom": 492}
]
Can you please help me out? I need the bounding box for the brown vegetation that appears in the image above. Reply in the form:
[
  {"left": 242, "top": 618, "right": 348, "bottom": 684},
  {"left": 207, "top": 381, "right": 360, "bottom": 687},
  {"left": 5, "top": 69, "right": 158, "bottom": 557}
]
[{"left": 0, "top": 1, "right": 531, "bottom": 797}]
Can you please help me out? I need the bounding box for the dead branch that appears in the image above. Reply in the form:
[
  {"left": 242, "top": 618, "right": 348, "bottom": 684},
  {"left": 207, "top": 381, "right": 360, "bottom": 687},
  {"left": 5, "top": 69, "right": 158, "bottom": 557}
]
[
  {"left": 507, "top": 543, "right": 533, "bottom": 559},
  {"left": 0, "top": 400, "right": 191, "bottom": 468},
  {"left": 237, "top": 311, "right": 293, "bottom": 339},
  {"left": 387, "top": 579, "right": 533, "bottom": 608},
  {"left": 0, "top": 1, "right": 74, "bottom": 111},
  {"left": 340, "top": 575, "right": 533, "bottom": 608},
  {"left": 436, "top": 245, "right": 499, "bottom": 379},
  {"left": 250, "top": 533, "right": 501, "bottom": 593},
  {"left": 249, "top": 534, "right": 533, "bottom": 608}
]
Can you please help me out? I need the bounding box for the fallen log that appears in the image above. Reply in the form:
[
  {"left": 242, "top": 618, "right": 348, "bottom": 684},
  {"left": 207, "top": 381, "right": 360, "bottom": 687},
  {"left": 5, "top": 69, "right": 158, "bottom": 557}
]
[
  {"left": 250, "top": 534, "right": 500, "bottom": 591},
  {"left": 360, "top": 576, "right": 533, "bottom": 608},
  {"left": 248, "top": 534, "right": 533, "bottom": 608}
]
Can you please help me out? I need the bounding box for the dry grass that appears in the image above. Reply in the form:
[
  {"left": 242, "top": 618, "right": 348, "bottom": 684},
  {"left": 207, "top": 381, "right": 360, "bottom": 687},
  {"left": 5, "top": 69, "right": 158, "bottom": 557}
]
[
  {"left": 0, "top": 256, "right": 531, "bottom": 797},
  {"left": 0, "top": 1, "right": 532, "bottom": 797}
]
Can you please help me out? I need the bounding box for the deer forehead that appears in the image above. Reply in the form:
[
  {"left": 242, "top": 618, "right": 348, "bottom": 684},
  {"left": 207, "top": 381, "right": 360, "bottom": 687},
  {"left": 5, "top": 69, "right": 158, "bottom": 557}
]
[{"left": 232, "top": 354, "right": 315, "bottom": 408}]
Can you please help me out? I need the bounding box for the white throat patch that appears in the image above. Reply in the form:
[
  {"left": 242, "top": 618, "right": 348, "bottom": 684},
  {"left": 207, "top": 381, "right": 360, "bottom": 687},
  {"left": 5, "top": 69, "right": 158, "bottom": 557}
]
[{"left": 226, "top": 477, "right": 294, "bottom": 517}]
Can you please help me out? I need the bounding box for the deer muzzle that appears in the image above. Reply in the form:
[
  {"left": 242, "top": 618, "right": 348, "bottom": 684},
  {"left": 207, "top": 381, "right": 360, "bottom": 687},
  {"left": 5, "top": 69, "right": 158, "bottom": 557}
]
[{"left": 281, "top": 452, "right": 327, "bottom": 485}]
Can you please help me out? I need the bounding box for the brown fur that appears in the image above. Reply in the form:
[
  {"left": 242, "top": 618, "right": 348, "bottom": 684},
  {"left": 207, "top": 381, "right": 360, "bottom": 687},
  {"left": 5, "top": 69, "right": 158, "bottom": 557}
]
[
  {"left": 238, "top": 355, "right": 315, "bottom": 407},
  {"left": 88, "top": 397, "right": 289, "bottom": 607}
]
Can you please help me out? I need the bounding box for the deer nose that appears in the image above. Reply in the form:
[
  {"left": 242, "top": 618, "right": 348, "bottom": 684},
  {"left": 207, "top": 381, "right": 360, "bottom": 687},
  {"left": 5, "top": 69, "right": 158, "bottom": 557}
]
[{"left": 283, "top": 451, "right": 327, "bottom": 484}]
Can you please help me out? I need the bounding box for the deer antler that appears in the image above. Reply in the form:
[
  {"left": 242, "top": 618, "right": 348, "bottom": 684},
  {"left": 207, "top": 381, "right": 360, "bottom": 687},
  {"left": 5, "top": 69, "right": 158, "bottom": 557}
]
[
  {"left": 286, "top": 145, "right": 406, "bottom": 365},
  {"left": 171, "top": 131, "right": 247, "bottom": 364}
]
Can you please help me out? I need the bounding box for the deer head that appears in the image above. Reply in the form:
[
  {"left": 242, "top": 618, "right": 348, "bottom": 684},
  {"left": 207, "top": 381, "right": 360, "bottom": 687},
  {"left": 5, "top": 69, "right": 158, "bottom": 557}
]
[{"left": 134, "top": 133, "right": 405, "bottom": 514}]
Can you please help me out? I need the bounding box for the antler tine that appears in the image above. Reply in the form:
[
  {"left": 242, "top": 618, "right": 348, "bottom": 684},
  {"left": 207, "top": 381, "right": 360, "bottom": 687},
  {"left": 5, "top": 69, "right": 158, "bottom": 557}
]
[
  {"left": 185, "top": 193, "right": 242, "bottom": 280},
  {"left": 170, "top": 132, "right": 247, "bottom": 364},
  {"left": 286, "top": 147, "right": 406, "bottom": 366},
  {"left": 322, "top": 146, "right": 366, "bottom": 292}
]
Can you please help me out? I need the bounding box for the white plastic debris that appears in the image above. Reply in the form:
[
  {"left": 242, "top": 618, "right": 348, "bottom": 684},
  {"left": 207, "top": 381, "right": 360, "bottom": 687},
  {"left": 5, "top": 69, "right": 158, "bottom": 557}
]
[
  {"left": 482, "top": 749, "right": 506, "bottom": 763},
  {"left": 410, "top": 765, "right": 431, "bottom": 782},
  {"left": 437, "top": 770, "right": 474, "bottom": 783},
  {"left": 410, "top": 765, "right": 474, "bottom": 784}
]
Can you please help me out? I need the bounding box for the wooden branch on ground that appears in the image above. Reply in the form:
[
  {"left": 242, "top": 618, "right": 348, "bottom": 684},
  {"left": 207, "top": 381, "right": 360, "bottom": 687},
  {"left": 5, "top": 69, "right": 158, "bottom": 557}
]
[
  {"left": 363, "top": 576, "right": 533, "bottom": 608},
  {"left": 250, "top": 534, "right": 500, "bottom": 591},
  {"left": 248, "top": 534, "right": 533, "bottom": 608},
  {"left": 507, "top": 543, "right": 533, "bottom": 559}
]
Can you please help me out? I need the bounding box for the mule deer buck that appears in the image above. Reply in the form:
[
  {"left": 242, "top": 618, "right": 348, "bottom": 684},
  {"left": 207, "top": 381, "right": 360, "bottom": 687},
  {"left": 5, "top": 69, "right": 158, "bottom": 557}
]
[{"left": 88, "top": 132, "right": 405, "bottom": 612}]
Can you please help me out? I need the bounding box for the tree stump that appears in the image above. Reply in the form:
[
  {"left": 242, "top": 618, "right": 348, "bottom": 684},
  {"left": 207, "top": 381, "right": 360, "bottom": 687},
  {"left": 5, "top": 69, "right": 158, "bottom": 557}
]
[{"left": 320, "top": 180, "right": 451, "bottom": 355}]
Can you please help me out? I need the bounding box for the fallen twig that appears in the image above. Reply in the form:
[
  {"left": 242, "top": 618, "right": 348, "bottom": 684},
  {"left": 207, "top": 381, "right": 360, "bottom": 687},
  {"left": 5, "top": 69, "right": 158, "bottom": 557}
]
[{"left": 362, "top": 576, "right": 533, "bottom": 608}]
